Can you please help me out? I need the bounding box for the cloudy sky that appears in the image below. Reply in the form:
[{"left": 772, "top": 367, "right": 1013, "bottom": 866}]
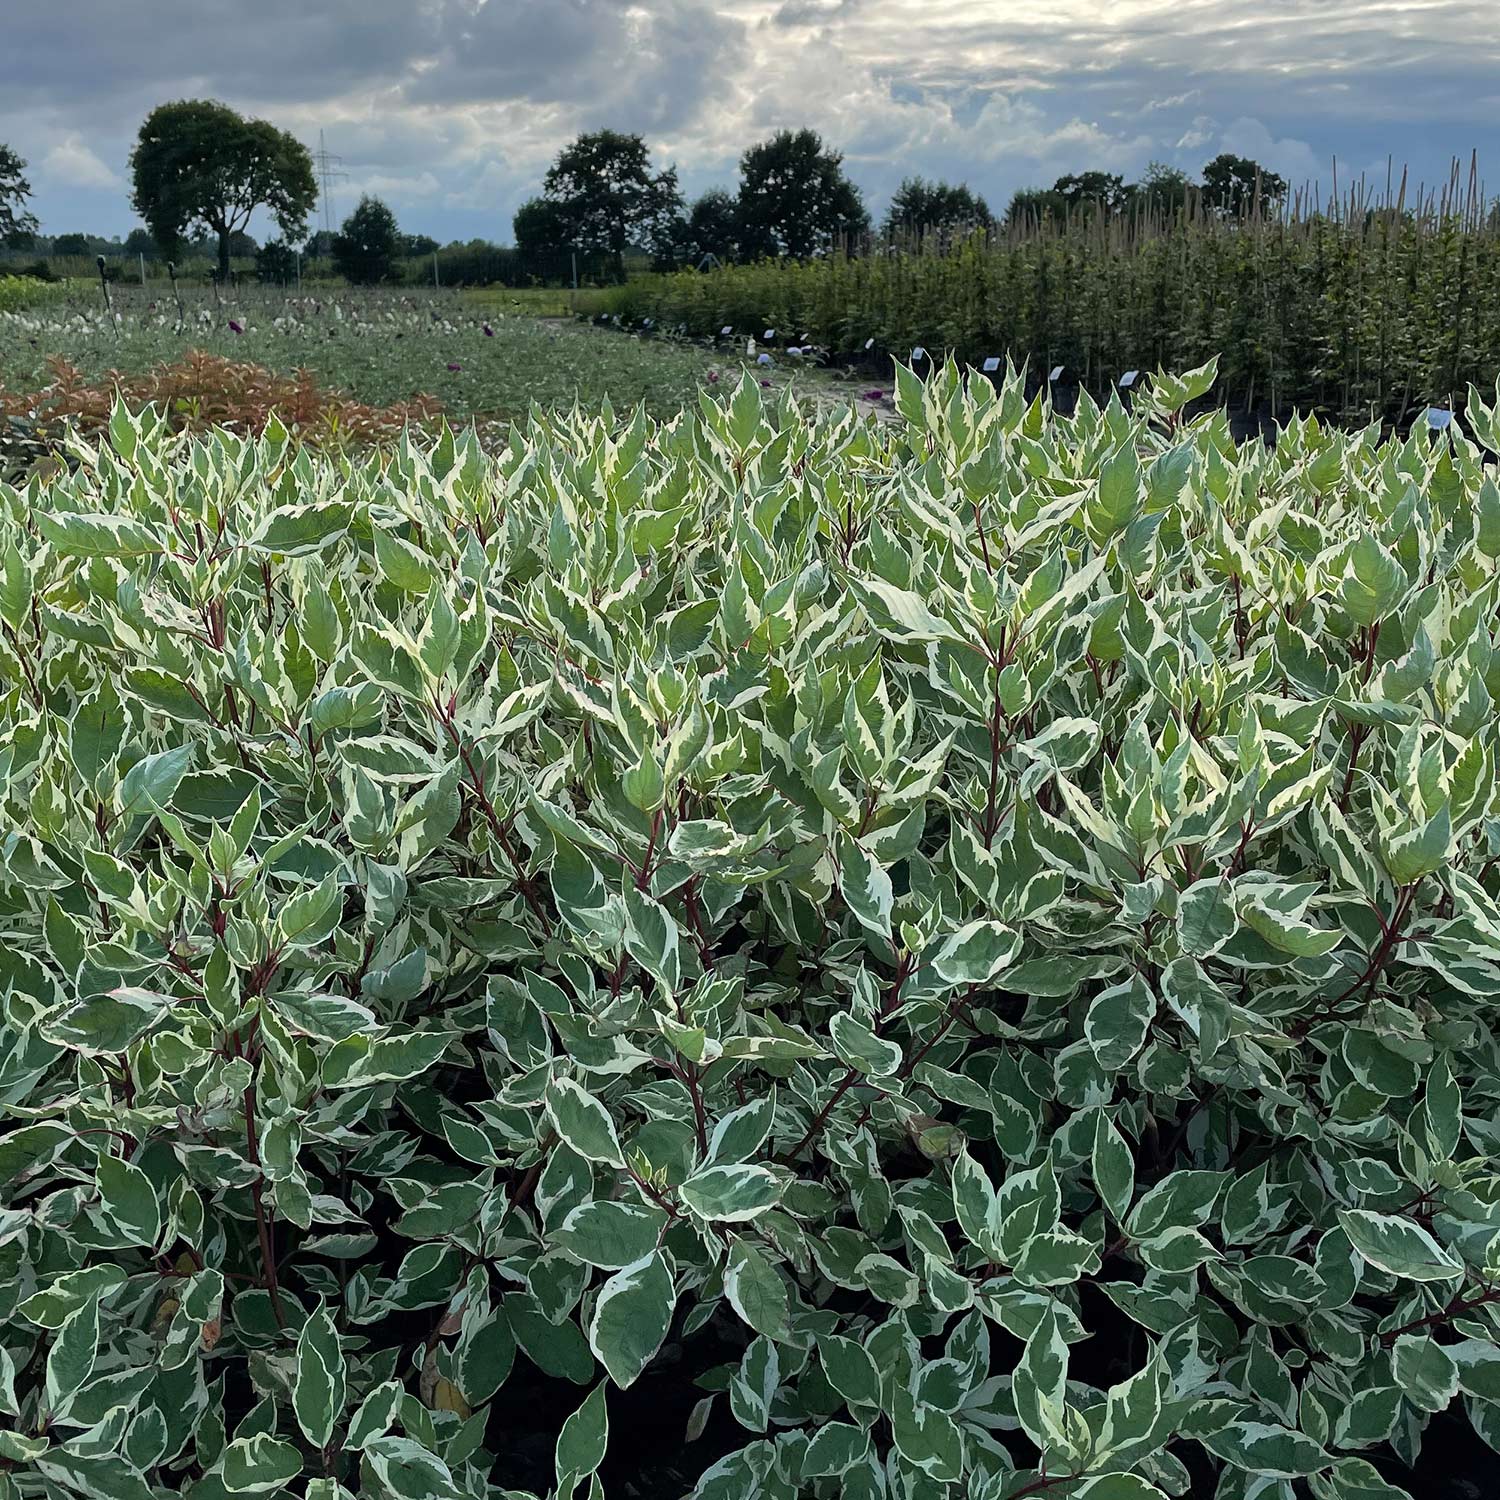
[{"left": 2, "top": 0, "right": 1496, "bottom": 245}]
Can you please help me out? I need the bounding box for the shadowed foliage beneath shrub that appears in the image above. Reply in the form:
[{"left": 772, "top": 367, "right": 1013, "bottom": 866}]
[{"left": 3, "top": 362, "right": 1500, "bottom": 1500}]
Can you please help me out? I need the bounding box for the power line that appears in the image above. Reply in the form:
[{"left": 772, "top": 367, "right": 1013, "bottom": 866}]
[{"left": 315, "top": 130, "right": 348, "bottom": 235}]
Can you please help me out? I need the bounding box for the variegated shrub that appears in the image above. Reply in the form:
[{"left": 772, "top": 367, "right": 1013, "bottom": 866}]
[{"left": 3, "top": 362, "right": 1500, "bottom": 1500}]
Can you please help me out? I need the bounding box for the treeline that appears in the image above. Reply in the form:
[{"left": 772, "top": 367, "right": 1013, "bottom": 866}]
[
  {"left": 508, "top": 130, "right": 1298, "bottom": 283},
  {"left": 605, "top": 166, "right": 1500, "bottom": 424}
]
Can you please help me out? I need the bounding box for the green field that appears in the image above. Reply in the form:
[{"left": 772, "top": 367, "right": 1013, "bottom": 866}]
[{"left": 0, "top": 285, "right": 736, "bottom": 424}]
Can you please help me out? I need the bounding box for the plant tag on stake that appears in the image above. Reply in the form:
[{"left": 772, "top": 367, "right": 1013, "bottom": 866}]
[
  {"left": 1427, "top": 407, "right": 1453, "bottom": 430},
  {"left": 864, "top": 337, "right": 875, "bottom": 350},
  {"left": 982, "top": 356, "right": 1001, "bottom": 373},
  {"left": 911, "top": 347, "right": 928, "bottom": 364},
  {"left": 763, "top": 328, "right": 776, "bottom": 340},
  {"left": 1050, "top": 364, "right": 1064, "bottom": 382},
  {"left": 720, "top": 325, "right": 732, "bottom": 335},
  {"left": 1119, "top": 370, "right": 1140, "bottom": 389}
]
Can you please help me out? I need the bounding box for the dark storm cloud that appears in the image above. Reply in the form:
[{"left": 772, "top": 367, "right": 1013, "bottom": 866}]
[
  {"left": 0, "top": 0, "right": 435, "bottom": 120},
  {"left": 0, "top": 0, "right": 1496, "bottom": 242},
  {"left": 405, "top": 0, "right": 744, "bottom": 131}
]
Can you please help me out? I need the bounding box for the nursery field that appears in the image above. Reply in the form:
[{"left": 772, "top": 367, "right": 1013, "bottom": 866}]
[
  {"left": 0, "top": 285, "right": 729, "bottom": 433},
  {"left": 604, "top": 185, "right": 1500, "bottom": 428},
  {"left": 4, "top": 360, "right": 1500, "bottom": 1500}
]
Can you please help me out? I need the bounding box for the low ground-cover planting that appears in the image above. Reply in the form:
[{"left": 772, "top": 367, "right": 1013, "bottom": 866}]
[
  {"left": 0, "top": 287, "right": 725, "bottom": 428},
  {"left": 3, "top": 362, "right": 1500, "bottom": 1499}
]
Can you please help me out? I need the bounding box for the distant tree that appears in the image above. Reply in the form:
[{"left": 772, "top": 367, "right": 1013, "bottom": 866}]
[
  {"left": 513, "top": 197, "right": 575, "bottom": 284},
  {"left": 683, "top": 189, "right": 739, "bottom": 264},
  {"left": 540, "top": 130, "right": 683, "bottom": 282},
  {"left": 1005, "top": 186, "right": 1068, "bottom": 223},
  {"left": 404, "top": 233, "right": 439, "bottom": 257},
  {"left": 1052, "top": 171, "right": 1132, "bottom": 214},
  {"left": 1200, "top": 153, "right": 1288, "bottom": 216},
  {"left": 737, "top": 129, "right": 869, "bottom": 259},
  {"left": 0, "top": 144, "right": 39, "bottom": 246},
  {"left": 433, "top": 239, "right": 521, "bottom": 287},
  {"left": 228, "top": 230, "right": 258, "bottom": 259},
  {"left": 130, "top": 100, "right": 317, "bottom": 280},
  {"left": 332, "top": 196, "right": 401, "bottom": 285},
  {"left": 256, "top": 238, "right": 297, "bottom": 283},
  {"left": 1137, "top": 162, "right": 1194, "bottom": 215},
  {"left": 124, "top": 227, "right": 160, "bottom": 259},
  {"left": 52, "top": 232, "right": 93, "bottom": 257},
  {"left": 883, "top": 177, "right": 992, "bottom": 238},
  {"left": 303, "top": 229, "right": 336, "bottom": 261}
]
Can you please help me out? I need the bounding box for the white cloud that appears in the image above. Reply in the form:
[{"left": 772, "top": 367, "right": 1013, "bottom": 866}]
[
  {"left": 42, "top": 136, "right": 120, "bottom": 190},
  {"left": 0, "top": 0, "right": 1495, "bottom": 238}
]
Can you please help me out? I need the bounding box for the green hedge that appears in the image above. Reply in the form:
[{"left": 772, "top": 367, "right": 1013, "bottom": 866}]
[
  {"left": 4, "top": 365, "right": 1500, "bottom": 1500},
  {"left": 0, "top": 274, "right": 77, "bottom": 315},
  {"left": 603, "top": 206, "right": 1500, "bottom": 424}
]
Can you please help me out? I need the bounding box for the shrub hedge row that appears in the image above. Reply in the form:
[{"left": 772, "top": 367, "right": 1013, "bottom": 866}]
[
  {"left": 3, "top": 365, "right": 1500, "bottom": 1499},
  {"left": 603, "top": 205, "right": 1500, "bottom": 424}
]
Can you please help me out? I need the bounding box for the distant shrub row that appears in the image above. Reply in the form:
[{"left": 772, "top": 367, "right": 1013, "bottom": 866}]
[{"left": 604, "top": 201, "right": 1500, "bottom": 424}]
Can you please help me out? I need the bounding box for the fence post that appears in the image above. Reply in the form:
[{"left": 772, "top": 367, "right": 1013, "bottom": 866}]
[
  {"left": 167, "top": 260, "right": 185, "bottom": 329},
  {"left": 96, "top": 255, "right": 114, "bottom": 323}
]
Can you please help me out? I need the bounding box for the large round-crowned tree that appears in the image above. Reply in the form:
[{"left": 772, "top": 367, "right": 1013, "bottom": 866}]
[{"left": 129, "top": 100, "right": 317, "bottom": 280}]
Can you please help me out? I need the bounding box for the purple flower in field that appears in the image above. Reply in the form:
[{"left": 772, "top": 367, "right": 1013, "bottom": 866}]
[
  {"left": 759, "top": 379, "right": 772, "bottom": 388},
  {"left": 483, "top": 323, "right": 494, "bottom": 337},
  {"left": 447, "top": 362, "right": 462, "bottom": 372},
  {"left": 228, "top": 319, "right": 243, "bottom": 334},
  {"left": 862, "top": 389, "right": 885, "bottom": 402},
  {"left": 707, "top": 370, "right": 720, "bottom": 383}
]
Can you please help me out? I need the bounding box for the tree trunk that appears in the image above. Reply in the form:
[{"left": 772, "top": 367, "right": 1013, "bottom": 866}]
[{"left": 217, "top": 226, "right": 232, "bottom": 282}]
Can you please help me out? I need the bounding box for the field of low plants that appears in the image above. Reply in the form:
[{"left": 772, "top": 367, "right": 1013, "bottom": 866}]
[
  {"left": 604, "top": 187, "right": 1500, "bottom": 426},
  {"left": 0, "top": 285, "right": 727, "bottom": 441},
  {"left": 3, "top": 358, "right": 1500, "bottom": 1500}
]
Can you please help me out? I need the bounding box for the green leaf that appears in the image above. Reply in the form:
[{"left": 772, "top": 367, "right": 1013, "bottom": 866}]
[
  {"left": 829, "top": 1010, "right": 902, "bottom": 1076},
  {"left": 294, "top": 1307, "right": 346, "bottom": 1449},
  {"left": 1336, "top": 1209, "right": 1463, "bottom": 1282},
  {"left": 1091, "top": 1109, "right": 1135, "bottom": 1224},
  {"left": 802, "top": 1420, "right": 871, "bottom": 1477},
  {"left": 94, "top": 1153, "right": 161, "bottom": 1246},
  {"left": 117, "top": 744, "right": 193, "bottom": 817},
  {"left": 222, "top": 1433, "right": 304, "bottom": 1494},
  {"left": 45, "top": 1294, "right": 99, "bottom": 1414},
  {"left": 1201, "top": 1419, "right": 1330, "bottom": 1478},
  {"left": 1391, "top": 1333, "right": 1459, "bottom": 1413},
  {"left": 546, "top": 1077, "right": 626, "bottom": 1168},
  {"left": 41, "top": 988, "right": 172, "bottom": 1054},
  {"left": 587, "top": 1250, "right": 676, "bottom": 1388},
  {"left": 928, "top": 919, "right": 1021, "bottom": 986},
  {"left": 724, "top": 1236, "right": 790, "bottom": 1340},
  {"left": 250, "top": 501, "right": 353, "bottom": 556},
  {"left": 1086, "top": 974, "right": 1154, "bottom": 1071},
  {"left": 1340, "top": 535, "right": 1407, "bottom": 627},
  {"left": 361, "top": 1436, "right": 460, "bottom": 1499},
  {"left": 679, "top": 1164, "right": 783, "bottom": 1222},
  {"left": 1012, "top": 1303, "right": 1069, "bottom": 1457},
  {"left": 837, "top": 837, "right": 893, "bottom": 938},
  {"left": 556, "top": 1381, "right": 609, "bottom": 1486},
  {"left": 554, "top": 1201, "right": 667, "bottom": 1269}
]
